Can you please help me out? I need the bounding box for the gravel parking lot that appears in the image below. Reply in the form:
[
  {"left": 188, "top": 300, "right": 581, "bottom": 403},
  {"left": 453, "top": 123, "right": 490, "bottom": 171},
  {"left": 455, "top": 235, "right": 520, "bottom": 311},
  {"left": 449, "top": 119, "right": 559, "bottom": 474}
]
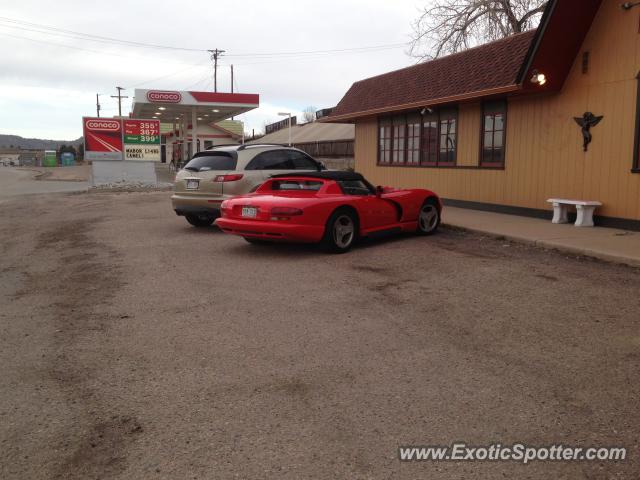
[{"left": 1, "top": 190, "right": 639, "bottom": 479}]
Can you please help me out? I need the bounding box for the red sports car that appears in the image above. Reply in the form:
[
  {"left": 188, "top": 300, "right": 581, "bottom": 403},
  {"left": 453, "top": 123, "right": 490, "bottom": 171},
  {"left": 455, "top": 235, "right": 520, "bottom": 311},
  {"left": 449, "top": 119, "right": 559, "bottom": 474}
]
[{"left": 214, "top": 171, "right": 441, "bottom": 253}]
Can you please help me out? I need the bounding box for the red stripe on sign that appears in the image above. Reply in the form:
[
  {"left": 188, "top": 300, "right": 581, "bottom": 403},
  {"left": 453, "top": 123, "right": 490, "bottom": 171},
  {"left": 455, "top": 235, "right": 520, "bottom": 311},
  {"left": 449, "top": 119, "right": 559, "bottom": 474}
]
[{"left": 188, "top": 92, "right": 259, "bottom": 104}]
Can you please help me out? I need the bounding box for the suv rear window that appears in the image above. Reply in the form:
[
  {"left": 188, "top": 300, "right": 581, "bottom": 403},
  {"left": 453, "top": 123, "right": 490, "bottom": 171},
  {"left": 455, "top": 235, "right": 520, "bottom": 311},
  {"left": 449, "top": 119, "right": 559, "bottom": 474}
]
[
  {"left": 245, "top": 150, "right": 291, "bottom": 170},
  {"left": 288, "top": 151, "right": 320, "bottom": 170},
  {"left": 184, "top": 153, "right": 237, "bottom": 172}
]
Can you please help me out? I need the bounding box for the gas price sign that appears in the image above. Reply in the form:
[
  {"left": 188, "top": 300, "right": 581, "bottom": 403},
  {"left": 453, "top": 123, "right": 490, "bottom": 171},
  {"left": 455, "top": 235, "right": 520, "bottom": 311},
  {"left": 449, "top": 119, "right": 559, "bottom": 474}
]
[{"left": 123, "top": 119, "right": 161, "bottom": 161}]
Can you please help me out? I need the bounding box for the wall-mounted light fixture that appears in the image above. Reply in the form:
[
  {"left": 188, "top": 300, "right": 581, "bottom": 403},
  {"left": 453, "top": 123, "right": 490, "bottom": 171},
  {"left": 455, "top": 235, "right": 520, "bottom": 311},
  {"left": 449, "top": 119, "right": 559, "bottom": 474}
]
[
  {"left": 621, "top": 2, "right": 640, "bottom": 10},
  {"left": 420, "top": 107, "right": 434, "bottom": 115},
  {"left": 530, "top": 69, "right": 547, "bottom": 86}
]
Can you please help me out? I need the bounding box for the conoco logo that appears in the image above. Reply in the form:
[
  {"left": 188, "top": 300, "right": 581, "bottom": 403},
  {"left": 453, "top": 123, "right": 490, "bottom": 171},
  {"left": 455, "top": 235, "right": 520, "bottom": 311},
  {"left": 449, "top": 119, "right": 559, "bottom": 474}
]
[
  {"left": 147, "top": 90, "right": 182, "bottom": 103},
  {"left": 86, "top": 119, "right": 120, "bottom": 131}
]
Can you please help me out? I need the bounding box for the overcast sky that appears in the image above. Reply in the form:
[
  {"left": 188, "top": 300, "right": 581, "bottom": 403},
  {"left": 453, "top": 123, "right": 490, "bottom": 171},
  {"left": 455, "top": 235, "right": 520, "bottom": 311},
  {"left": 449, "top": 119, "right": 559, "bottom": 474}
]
[{"left": 0, "top": 0, "right": 426, "bottom": 141}]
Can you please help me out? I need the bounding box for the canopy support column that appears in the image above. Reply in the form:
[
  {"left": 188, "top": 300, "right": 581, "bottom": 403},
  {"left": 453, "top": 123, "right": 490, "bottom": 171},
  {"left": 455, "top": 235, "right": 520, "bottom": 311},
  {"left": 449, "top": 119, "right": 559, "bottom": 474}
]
[
  {"left": 172, "top": 118, "right": 177, "bottom": 162},
  {"left": 191, "top": 107, "right": 198, "bottom": 156},
  {"left": 181, "top": 115, "right": 188, "bottom": 162}
]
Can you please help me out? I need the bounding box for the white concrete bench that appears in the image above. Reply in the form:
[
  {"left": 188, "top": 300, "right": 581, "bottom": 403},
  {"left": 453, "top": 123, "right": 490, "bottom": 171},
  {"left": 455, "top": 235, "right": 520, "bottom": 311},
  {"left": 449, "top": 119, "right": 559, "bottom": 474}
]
[{"left": 547, "top": 199, "right": 602, "bottom": 227}]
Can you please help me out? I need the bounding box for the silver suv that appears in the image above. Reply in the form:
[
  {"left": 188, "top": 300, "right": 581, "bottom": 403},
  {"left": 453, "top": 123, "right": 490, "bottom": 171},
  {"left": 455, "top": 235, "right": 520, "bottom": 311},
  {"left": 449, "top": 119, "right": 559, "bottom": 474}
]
[{"left": 171, "top": 144, "right": 325, "bottom": 227}]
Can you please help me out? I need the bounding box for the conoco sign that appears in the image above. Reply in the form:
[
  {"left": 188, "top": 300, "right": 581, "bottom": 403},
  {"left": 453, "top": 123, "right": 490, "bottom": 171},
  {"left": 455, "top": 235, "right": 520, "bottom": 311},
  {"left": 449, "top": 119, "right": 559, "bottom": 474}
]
[
  {"left": 83, "top": 117, "right": 123, "bottom": 161},
  {"left": 85, "top": 119, "right": 121, "bottom": 131},
  {"left": 147, "top": 90, "right": 182, "bottom": 103}
]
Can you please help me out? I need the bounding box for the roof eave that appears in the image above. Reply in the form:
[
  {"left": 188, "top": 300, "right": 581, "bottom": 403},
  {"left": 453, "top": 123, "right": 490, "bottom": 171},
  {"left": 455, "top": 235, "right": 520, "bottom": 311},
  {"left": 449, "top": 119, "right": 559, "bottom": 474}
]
[
  {"left": 516, "top": 0, "right": 602, "bottom": 93},
  {"left": 515, "top": 0, "right": 557, "bottom": 85},
  {"left": 322, "top": 84, "right": 522, "bottom": 123}
]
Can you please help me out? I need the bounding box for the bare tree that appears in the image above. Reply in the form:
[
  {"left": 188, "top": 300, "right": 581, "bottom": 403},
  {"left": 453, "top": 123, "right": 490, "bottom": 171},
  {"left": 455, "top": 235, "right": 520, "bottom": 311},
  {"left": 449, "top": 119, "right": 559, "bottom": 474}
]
[
  {"left": 409, "top": 0, "right": 547, "bottom": 60},
  {"left": 302, "top": 106, "right": 317, "bottom": 123}
]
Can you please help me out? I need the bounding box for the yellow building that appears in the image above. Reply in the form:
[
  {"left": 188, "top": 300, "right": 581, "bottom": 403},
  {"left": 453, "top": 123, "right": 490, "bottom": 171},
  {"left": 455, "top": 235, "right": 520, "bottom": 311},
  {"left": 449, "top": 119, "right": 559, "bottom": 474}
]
[{"left": 326, "top": 0, "right": 640, "bottom": 229}]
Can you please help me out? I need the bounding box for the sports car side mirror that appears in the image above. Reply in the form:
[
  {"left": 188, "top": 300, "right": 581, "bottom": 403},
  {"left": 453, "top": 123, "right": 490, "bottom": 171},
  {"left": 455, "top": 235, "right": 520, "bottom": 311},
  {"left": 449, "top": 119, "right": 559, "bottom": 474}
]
[{"left": 375, "top": 185, "right": 383, "bottom": 198}]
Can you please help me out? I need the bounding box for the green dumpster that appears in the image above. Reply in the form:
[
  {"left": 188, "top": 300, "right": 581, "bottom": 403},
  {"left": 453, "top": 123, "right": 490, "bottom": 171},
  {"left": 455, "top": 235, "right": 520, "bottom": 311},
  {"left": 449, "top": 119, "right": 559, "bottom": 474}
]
[{"left": 43, "top": 150, "right": 57, "bottom": 167}]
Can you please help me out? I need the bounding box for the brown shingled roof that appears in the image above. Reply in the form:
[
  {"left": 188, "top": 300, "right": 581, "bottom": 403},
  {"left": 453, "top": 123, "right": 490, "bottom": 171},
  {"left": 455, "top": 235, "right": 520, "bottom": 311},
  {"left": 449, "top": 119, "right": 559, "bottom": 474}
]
[{"left": 328, "top": 30, "right": 536, "bottom": 121}]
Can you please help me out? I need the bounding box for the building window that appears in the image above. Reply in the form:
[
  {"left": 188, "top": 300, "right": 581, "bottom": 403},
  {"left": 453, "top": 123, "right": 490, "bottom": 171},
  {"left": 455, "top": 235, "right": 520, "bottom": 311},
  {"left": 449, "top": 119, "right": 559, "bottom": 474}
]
[
  {"left": 438, "top": 108, "right": 457, "bottom": 166},
  {"left": 377, "top": 107, "right": 458, "bottom": 167},
  {"left": 392, "top": 117, "right": 406, "bottom": 164},
  {"left": 420, "top": 114, "right": 439, "bottom": 166},
  {"left": 378, "top": 108, "right": 458, "bottom": 167},
  {"left": 378, "top": 118, "right": 392, "bottom": 164},
  {"left": 481, "top": 100, "right": 507, "bottom": 167},
  {"left": 406, "top": 114, "right": 421, "bottom": 165}
]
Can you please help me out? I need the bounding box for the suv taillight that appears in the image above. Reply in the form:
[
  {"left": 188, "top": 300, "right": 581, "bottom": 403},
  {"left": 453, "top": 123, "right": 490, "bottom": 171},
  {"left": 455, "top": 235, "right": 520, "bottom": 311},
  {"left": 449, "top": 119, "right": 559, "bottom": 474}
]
[{"left": 213, "top": 174, "right": 243, "bottom": 182}]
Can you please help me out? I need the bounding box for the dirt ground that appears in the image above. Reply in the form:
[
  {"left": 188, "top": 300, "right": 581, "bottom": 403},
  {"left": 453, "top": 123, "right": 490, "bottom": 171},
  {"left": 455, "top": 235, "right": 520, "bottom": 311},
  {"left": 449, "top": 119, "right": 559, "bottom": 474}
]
[{"left": 1, "top": 190, "right": 639, "bottom": 479}]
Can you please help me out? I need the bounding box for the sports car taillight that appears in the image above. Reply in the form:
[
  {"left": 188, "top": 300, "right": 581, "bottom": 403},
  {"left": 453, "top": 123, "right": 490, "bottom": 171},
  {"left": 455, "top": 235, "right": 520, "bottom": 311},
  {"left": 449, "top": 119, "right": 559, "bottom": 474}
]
[
  {"left": 270, "top": 207, "right": 303, "bottom": 216},
  {"left": 213, "top": 174, "right": 243, "bottom": 182}
]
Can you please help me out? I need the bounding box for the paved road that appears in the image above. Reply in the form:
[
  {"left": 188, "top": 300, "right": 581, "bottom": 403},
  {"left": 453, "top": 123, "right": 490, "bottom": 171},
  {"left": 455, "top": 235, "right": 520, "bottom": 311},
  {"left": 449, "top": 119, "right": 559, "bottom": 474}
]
[
  {"left": 0, "top": 168, "right": 87, "bottom": 199},
  {"left": 0, "top": 191, "right": 639, "bottom": 479}
]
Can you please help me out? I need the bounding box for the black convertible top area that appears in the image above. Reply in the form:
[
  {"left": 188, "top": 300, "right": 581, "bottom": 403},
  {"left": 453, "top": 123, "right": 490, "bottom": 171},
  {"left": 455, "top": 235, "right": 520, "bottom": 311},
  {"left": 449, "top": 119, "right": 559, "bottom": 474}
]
[{"left": 270, "top": 171, "right": 366, "bottom": 182}]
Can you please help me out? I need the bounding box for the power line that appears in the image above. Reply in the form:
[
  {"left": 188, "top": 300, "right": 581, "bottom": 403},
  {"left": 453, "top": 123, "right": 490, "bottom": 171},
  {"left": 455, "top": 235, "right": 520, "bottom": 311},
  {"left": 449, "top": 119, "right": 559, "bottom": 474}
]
[
  {"left": 224, "top": 43, "right": 407, "bottom": 58},
  {"left": 0, "top": 31, "right": 205, "bottom": 66},
  {"left": 0, "top": 16, "right": 205, "bottom": 52},
  {"left": 3, "top": 27, "right": 404, "bottom": 66},
  {"left": 181, "top": 75, "right": 211, "bottom": 91},
  {"left": 218, "top": 44, "right": 407, "bottom": 67},
  {"left": 125, "top": 61, "right": 210, "bottom": 89},
  {"left": 0, "top": 15, "right": 406, "bottom": 59}
]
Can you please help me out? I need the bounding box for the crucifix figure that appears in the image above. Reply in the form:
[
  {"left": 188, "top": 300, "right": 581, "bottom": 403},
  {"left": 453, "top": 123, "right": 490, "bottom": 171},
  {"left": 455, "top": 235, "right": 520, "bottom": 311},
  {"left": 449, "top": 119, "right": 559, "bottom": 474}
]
[{"left": 574, "top": 112, "right": 603, "bottom": 152}]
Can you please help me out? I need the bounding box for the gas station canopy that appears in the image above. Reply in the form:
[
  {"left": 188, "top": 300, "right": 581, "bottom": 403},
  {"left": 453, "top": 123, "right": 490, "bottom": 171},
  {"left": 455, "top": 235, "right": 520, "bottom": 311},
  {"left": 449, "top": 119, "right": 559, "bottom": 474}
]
[
  {"left": 131, "top": 89, "right": 259, "bottom": 122},
  {"left": 131, "top": 88, "right": 260, "bottom": 164}
]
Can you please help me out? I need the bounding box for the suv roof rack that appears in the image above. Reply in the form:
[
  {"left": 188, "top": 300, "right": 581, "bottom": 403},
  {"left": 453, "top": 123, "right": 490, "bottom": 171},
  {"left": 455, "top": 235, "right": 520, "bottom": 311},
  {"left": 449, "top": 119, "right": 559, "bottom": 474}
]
[
  {"left": 237, "top": 143, "right": 289, "bottom": 151},
  {"left": 206, "top": 143, "right": 242, "bottom": 150}
]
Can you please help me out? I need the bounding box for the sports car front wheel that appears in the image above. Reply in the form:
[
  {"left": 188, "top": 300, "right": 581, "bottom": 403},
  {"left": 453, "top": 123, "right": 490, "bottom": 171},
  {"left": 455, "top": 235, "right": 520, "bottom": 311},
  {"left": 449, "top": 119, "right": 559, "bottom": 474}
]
[
  {"left": 416, "top": 199, "right": 440, "bottom": 235},
  {"left": 321, "top": 209, "right": 357, "bottom": 253},
  {"left": 244, "top": 237, "right": 272, "bottom": 245}
]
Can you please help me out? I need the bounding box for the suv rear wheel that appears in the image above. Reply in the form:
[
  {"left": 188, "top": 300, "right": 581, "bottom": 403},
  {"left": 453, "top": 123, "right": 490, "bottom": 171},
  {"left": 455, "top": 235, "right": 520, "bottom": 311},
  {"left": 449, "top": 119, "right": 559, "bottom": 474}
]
[{"left": 185, "top": 215, "right": 214, "bottom": 227}]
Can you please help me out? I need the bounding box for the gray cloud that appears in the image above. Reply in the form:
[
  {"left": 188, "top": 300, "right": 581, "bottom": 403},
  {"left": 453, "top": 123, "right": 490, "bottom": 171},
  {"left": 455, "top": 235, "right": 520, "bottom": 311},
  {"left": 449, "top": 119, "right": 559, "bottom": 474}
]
[{"left": 0, "top": 0, "right": 423, "bottom": 139}]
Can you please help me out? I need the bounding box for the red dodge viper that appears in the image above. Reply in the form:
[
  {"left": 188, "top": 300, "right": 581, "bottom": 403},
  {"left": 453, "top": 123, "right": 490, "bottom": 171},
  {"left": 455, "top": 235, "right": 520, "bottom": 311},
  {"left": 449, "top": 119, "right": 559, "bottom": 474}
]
[{"left": 214, "top": 171, "right": 442, "bottom": 253}]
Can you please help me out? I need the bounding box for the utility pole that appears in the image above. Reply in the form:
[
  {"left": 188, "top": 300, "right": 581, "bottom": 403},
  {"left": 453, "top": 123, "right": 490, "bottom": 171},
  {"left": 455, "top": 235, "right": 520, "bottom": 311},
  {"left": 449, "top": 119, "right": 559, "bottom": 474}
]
[
  {"left": 110, "top": 86, "right": 128, "bottom": 117},
  {"left": 96, "top": 93, "right": 101, "bottom": 117},
  {"left": 278, "top": 112, "right": 292, "bottom": 146},
  {"left": 207, "top": 49, "right": 225, "bottom": 92},
  {"left": 231, "top": 65, "right": 234, "bottom": 120}
]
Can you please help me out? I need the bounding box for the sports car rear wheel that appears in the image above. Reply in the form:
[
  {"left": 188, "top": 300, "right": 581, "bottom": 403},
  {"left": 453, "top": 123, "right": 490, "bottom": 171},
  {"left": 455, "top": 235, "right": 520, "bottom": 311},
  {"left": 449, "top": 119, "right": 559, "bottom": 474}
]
[
  {"left": 417, "top": 199, "right": 440, "bottom": 235},
  {"left": 322, "top": 209, "right": 357, "bottom": 253}
]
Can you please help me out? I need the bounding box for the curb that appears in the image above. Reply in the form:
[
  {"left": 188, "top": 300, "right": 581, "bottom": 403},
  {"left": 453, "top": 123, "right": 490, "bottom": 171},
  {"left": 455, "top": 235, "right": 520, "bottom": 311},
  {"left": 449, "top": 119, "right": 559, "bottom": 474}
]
[
  {"left": 15, "top": 167, "right": 48, "bottom": 179},
  {"left": 16, "top": 167, "right": 88, "bottom": 182},
  {"left": 442, "top": 222, "right": 640, "bottom": 269}
]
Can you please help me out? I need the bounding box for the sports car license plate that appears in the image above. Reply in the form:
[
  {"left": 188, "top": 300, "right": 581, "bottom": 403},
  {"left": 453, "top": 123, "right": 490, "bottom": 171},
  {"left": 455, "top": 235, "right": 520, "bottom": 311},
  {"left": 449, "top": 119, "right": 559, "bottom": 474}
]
[
  {"left": 185, "top": 179, "right": 199, "bottom": 190},
  {"left": 242, "top": 206, "right": 257, "bottom": 218}
]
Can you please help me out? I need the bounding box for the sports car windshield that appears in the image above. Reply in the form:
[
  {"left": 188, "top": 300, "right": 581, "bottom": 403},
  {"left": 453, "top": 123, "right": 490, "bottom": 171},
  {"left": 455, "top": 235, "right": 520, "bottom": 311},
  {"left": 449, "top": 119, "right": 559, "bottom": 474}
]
[
  {"left": 272, "top": 180, "right": 323, "bottom": 191},
  {"left": 338, "top": 180, "right": 374, "bottom": 196}
]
